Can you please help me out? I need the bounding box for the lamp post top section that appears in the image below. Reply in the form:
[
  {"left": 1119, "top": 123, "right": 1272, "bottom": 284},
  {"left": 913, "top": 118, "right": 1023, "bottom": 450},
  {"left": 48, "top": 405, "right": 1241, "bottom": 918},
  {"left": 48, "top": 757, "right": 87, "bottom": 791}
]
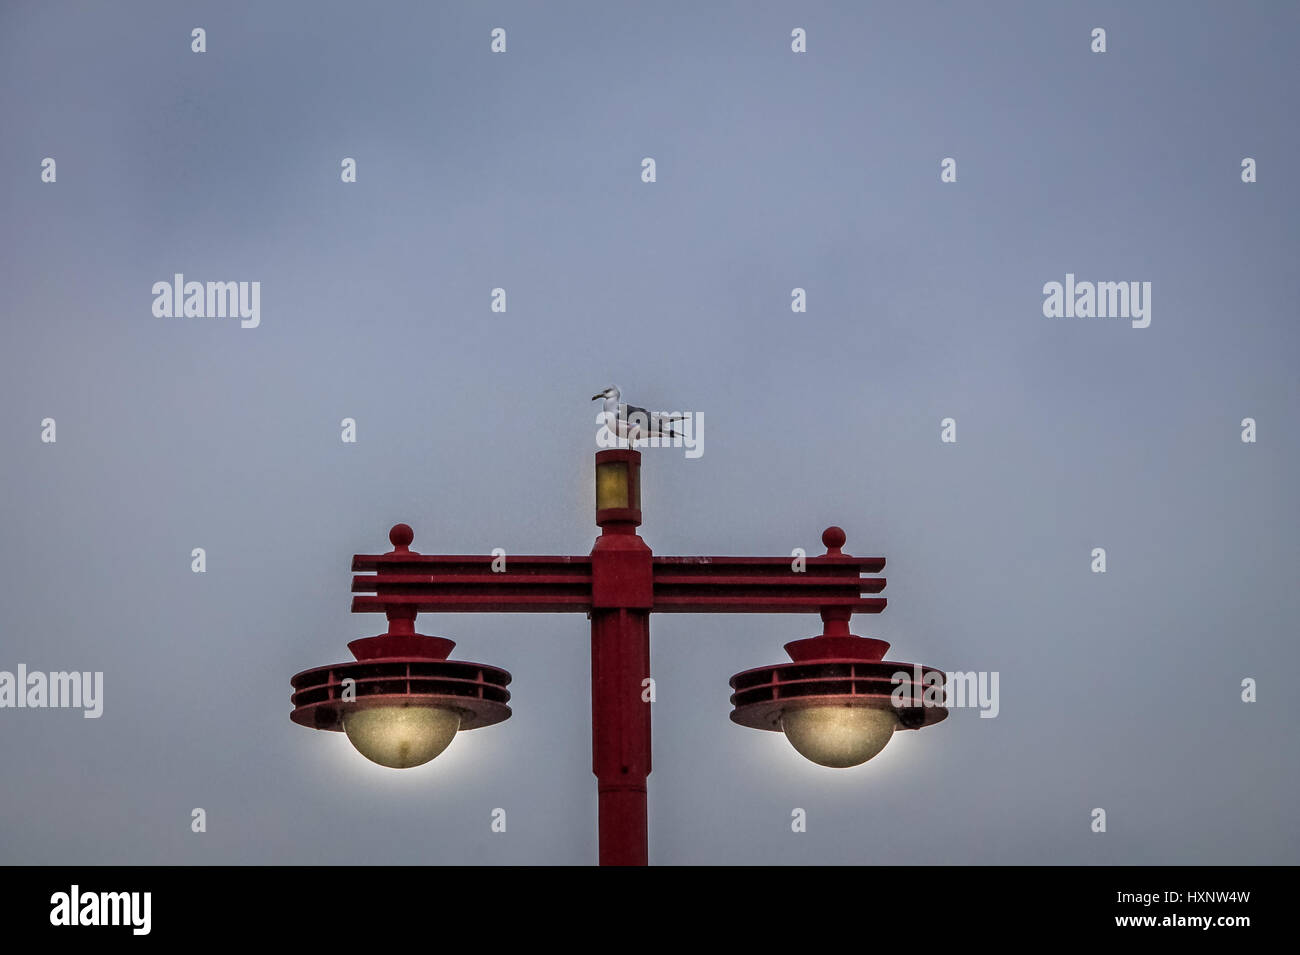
[
  {"left": 594, "top": 447, "right": 642, "bottom": 530},
  {"left": 349, "top": 452, "right": 886, "bottom": 616}
]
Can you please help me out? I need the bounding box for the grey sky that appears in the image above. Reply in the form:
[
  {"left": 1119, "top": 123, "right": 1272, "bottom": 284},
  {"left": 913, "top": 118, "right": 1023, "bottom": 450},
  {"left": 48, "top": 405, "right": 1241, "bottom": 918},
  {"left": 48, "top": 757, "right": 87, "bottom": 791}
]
[{"left": 1, "top": 1, "right": 1297, "bottom": 864}]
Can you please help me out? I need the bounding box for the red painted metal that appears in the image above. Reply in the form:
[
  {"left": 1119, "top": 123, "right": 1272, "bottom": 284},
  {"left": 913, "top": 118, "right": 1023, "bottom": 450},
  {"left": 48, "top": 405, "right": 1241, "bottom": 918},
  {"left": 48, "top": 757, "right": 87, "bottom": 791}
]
[
  {"left": 292, "top": 457, "right": 947, "bottom": 866},
  {"left": 349, "top": 552, "right": 887, "bottom": 615},
  {"left": 589, "top": 606, "right": 651, "bottom": 865},
  {"left": 728, "top": 532, "right": 947, "bottom": 735},
  {"left": 290, "top": 526, "right": 512, "bottom": 734},
  {"left": 588, "top": 450, "right": 654, "bottom": 864}
]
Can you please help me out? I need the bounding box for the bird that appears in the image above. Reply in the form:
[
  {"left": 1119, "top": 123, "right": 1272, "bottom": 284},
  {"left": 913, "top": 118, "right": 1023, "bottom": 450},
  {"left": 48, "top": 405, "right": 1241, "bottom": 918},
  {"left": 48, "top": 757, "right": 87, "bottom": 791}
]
[{"left": 591, "top": 385, "right": 686, "bottom": 447}]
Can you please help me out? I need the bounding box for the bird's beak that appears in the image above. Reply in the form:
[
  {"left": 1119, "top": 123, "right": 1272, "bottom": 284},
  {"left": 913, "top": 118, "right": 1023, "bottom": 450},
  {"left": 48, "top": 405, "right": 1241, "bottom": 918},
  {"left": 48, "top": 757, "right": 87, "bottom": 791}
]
[{"left": 591, "top": 393, "right": 603, "bottom": 401}]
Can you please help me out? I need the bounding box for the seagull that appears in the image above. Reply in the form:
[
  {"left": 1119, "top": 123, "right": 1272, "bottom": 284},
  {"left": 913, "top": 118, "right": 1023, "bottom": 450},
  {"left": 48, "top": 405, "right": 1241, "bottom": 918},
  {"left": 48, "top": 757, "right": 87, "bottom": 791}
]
[{"left": 592, "top": 385, "right": 686, "bottom": 447}]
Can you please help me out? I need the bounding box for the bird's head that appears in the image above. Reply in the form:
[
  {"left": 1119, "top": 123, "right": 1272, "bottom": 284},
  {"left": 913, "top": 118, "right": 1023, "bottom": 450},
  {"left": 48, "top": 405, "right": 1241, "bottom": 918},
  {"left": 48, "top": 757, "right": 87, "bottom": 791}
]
[{"left": 591, "top": 385, "right": 620, "bottom": 401}]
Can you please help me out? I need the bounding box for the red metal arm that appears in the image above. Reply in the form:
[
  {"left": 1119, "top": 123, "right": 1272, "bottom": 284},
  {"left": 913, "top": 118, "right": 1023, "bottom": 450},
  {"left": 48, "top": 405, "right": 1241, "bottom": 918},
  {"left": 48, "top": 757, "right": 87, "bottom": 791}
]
[{"left": 350, "top": 554, "right": 886, "bottom": 615}]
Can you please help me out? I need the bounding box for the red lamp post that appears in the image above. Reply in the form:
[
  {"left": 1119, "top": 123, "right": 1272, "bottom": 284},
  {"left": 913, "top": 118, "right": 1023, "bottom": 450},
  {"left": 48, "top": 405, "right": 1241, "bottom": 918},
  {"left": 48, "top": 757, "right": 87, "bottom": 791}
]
[{"left": 290, "top": 448, "right": 946, "bottom": 865}]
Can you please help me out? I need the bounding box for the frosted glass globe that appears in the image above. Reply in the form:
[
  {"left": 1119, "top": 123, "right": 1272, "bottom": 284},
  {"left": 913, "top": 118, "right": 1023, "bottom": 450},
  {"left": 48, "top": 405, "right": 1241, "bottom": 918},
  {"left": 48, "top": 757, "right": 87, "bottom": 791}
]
[
  {"left": 342, "top": 705, "right": 461, "bottom": 769},
  {"left": 780, "top": 705, "right": 898, "bottom": 768}
]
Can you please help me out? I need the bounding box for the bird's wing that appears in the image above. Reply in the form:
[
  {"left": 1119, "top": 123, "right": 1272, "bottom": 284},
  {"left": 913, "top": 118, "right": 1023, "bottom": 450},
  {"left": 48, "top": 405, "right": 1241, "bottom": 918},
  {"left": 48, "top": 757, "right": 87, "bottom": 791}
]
[{"left": 620, "top": 402, "right": 683, "bottom": 424}]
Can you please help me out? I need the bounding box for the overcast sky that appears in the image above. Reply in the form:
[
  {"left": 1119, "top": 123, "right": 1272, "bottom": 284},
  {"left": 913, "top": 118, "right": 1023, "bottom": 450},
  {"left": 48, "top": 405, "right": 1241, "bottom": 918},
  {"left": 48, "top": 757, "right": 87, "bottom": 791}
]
[{"left": 1, "top": 1, "right": 1297, "bottom": 865}]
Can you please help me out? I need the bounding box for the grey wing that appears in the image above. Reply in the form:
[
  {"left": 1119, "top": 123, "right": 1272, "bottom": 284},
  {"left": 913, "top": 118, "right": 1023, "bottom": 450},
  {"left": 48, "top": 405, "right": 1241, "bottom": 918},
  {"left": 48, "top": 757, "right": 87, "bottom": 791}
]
[
  {"left": 620, "top": 402, "right": 683, "bottom": 433},
  {"left": 620, "top": 402, "right": 682, "bottom": 421}
]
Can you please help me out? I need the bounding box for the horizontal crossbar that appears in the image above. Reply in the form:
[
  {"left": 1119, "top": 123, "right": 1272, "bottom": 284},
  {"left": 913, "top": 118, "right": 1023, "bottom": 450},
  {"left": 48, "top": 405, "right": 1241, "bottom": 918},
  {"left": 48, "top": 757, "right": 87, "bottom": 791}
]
[{"left": 349, "top": 552, "right": 887, "bottom": 615}]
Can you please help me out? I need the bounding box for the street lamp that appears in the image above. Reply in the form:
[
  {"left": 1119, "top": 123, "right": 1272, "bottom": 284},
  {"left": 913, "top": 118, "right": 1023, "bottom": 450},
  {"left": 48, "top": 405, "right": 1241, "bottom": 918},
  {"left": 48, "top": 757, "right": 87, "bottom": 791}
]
[
  {"left": 289, "top": 523, "right": 512, "bottom": 769},
  {"left": 728, "top": 530, "right": 947, "bottom": 769},
  {"left": 289, "top": 450, "right": 947, "bottom": 864}
]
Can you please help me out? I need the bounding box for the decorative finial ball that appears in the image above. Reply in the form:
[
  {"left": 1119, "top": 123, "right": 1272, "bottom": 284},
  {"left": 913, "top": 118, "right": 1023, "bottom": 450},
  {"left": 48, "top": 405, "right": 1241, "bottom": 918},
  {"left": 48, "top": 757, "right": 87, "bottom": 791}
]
[
  {"left": 389, "top": 523, "right": 414, "bottom": 548},
  {"left": 822, "top": 526, "right": 847, "bottom": 550}
]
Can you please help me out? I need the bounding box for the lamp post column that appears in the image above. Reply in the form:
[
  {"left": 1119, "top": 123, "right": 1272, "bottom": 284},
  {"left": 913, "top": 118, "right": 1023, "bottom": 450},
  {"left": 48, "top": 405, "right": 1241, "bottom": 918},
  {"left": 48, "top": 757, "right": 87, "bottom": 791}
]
[
  {"left": 590, "top": 607, "right": 651, "bottom": 865},
  {"left": 590, "top": 449, "right": 653, "bottom": 866}
]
